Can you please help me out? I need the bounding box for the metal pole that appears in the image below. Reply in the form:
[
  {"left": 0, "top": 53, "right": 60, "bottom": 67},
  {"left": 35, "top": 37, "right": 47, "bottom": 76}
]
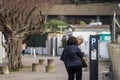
[
  {"left": 113, "top": 11, "right": 116, "bottom": 43},
  {"left": 31, "top": 47, "right": 33, "bottom": 55},
  {"left": 33, "top": 48, "right": 36, "bottom": 58}
]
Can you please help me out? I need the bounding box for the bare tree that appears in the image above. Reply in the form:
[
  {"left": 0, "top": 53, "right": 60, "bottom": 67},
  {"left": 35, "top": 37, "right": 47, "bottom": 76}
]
[
  {"left": 34, "top": 0, "right": 57, "bottom": 24},
  {"left": 0, "top": 0, "right": 56, "bottom": 71}
]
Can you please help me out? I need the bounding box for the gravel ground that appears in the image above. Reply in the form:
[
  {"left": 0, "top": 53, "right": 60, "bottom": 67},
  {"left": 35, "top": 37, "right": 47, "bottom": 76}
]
[{"left": 0, "top": 55, "right": 108, "bottom": 80}]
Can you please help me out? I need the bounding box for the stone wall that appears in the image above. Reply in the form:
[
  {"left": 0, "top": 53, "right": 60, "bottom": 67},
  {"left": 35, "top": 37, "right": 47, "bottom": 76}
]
[{"left": 108, "top": 44, "right": 120, "bottom": 80}]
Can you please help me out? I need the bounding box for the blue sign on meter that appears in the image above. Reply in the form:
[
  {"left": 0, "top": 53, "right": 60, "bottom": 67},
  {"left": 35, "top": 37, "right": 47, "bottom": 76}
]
[{"left": 91, "top": 38, "right": 97, "bottom": 60}]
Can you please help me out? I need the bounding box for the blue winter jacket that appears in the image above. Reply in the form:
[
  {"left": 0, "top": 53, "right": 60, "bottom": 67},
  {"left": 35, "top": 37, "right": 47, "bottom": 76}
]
[{"left": 60, "top": 45, "right": 83, "bottom": 67}]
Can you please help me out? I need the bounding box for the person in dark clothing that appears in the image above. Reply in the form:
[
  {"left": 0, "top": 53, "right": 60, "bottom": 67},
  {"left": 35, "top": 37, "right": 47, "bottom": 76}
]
[{"left": 60, "top": 36, "right": 84, "bottom": 80}]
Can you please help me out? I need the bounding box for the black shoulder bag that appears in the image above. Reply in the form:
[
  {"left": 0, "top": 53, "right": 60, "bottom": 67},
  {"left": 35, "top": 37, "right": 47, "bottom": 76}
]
[{"left": 81, "top": 58, "right": 87, "bottom": 68}]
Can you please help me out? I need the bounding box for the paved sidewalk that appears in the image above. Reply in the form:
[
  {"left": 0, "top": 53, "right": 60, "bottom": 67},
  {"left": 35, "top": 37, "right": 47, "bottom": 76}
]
[{"left": 0, "top": 55, "right": 107, "bottom": 80}]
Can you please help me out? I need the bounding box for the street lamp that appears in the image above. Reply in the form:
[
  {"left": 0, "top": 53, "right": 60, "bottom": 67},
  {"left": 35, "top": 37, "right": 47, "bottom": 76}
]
[{"left": 112, "top": 4, "right": 120, "bottom": 42}]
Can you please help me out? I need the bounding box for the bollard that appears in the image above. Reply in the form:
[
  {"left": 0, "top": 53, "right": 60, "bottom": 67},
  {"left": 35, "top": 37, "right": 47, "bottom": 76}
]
[
  {"left": 45, "top": 59, "right": 55, "bottom": 72},
  {"left": 45, "top": 65, "right": 55, "bottom": 73},
  {"left": 102, "top": 71, "right": 110, "bottom": 80},
  {"left": 39, "top": 59, "right": 45, "bottom": 65},
  {"left": 32, "top": 63, "right": 40, "bottom": 72},
  {"left": 47, "top": 59, "right": 54, "bottom": 66},
  {"left": 0, "top": 65, "right": 9, "bottom": 74}
]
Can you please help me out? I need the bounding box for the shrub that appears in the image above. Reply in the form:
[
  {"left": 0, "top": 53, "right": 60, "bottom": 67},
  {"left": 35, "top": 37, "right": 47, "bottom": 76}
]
[
  {"left": 79, "top": 21, "right": 86, "bottom": 25},
  {"left": 48, "top": 19, "right": 67, "bottom": 33}
]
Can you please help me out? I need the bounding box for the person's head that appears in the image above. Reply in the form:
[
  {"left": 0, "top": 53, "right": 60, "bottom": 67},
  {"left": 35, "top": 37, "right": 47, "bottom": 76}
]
[
  {"left": 22, "top": 40, "right": 26, "bottom": 44},
  {"left": 77, "top": 35, "right": 84, "bottom": 45},
  {"left": 67, "top": 36, "right": 77, "bottom": 45}
]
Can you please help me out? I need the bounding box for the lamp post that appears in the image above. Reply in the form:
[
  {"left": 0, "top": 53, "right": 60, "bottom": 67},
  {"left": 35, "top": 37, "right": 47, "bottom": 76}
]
[
  {"left": 112, "top": 4, "right": 120, "bottom": 43},
  {"left": 113, "top": 11, "right": 116, "bottom": 42}
]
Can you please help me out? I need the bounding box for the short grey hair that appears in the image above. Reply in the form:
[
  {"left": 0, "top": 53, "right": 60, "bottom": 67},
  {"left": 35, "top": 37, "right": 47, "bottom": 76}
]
[{"left": 77, "top": 35, "right": 84, "bottom": 41}]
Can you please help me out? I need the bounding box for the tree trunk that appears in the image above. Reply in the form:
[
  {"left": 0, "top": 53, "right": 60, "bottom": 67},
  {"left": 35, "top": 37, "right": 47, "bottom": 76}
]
[{"left": 8, "top": 37, "right": 22, "bottom": 71}]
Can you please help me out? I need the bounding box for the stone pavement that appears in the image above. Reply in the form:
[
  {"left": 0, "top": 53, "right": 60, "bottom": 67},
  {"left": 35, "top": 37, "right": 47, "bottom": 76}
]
[{"left": 0, "top": 55, "right": 108, "bottom": 80}]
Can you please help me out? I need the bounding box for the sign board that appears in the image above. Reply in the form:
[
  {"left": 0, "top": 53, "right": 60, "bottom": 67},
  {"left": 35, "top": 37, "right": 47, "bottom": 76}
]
[
  {"left": 100, "top": 34, "right": 111, "bottom": 42},
  {"left": 89, "top": 35, "right": 99, "bottom": 80}
]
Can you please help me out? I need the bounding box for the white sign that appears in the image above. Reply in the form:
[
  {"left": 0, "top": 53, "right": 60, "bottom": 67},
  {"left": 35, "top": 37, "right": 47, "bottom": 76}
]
[
  {"left": 91, "top": 37, "right": 97, "bottom": 60},
  {"left": 91, "top": 49, "right": 97, "bottom": 60}
]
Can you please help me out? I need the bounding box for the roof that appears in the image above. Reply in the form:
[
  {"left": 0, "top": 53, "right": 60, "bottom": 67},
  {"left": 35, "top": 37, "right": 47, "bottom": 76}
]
[
  {"left": 72, "top": 25, "right": 110, "bottom": 32},
  {"left": 49, "top": 3, "right": 120, "bottom": 16},
  {"left": 73, "top": 25, "right": 110, "bottom": 28}
]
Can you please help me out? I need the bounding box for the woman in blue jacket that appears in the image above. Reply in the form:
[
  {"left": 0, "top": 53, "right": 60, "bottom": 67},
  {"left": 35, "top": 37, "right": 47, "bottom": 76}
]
[{"left": 60, "top": 36, "right": 84, "bottom": 80}]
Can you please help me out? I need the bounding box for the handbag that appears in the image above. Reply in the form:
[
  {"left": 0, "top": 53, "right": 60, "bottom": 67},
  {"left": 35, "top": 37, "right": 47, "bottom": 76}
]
[{"left": 81, "top": 58, "right": 87, "bottom": 68}]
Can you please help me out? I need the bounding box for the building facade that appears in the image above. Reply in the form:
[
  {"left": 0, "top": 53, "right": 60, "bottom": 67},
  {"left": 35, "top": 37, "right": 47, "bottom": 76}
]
[{"left": 48, "top": 3, "right": 120, "bottom": 25}]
